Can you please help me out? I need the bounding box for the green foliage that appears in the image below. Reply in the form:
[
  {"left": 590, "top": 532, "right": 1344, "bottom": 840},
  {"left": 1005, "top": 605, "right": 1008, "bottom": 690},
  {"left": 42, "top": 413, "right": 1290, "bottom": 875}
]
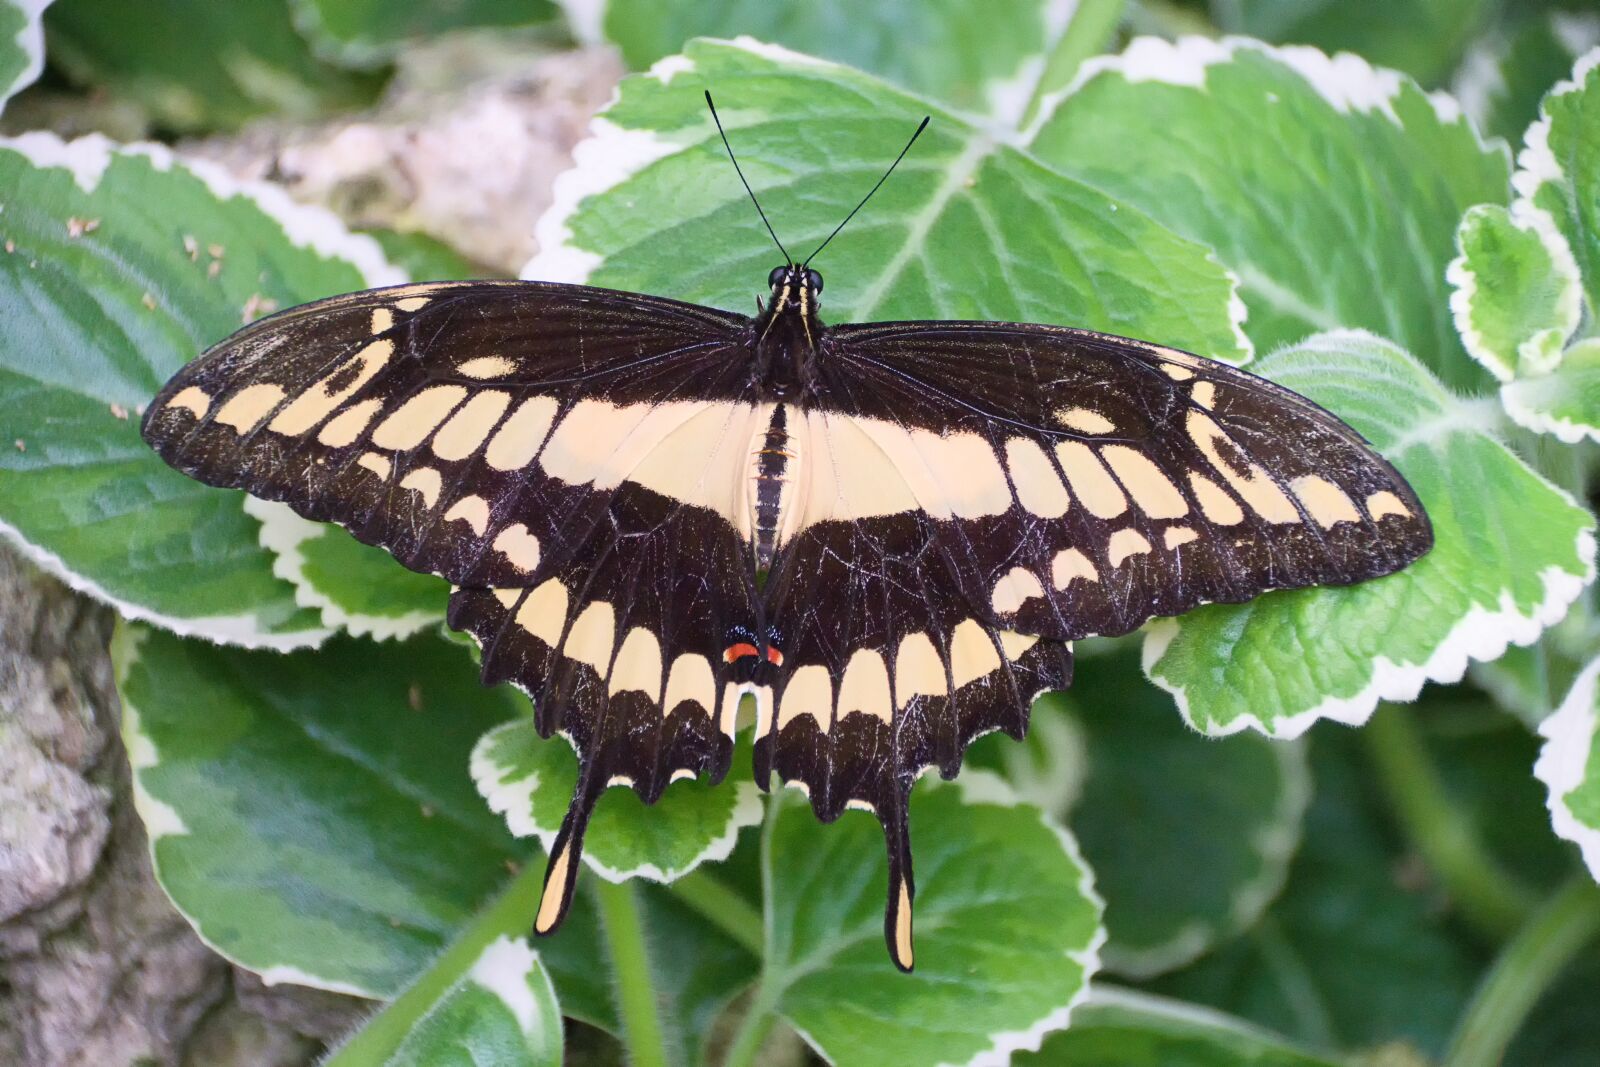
[{"left": 4, "top": 3, "right": 1600, "bottom": 1065}]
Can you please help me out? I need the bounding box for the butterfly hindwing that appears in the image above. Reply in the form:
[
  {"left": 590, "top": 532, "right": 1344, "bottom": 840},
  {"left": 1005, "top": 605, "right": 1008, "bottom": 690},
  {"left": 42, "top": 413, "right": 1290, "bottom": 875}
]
[{"left": 805, "top": 322, "right": 1433, "bottom": 643}]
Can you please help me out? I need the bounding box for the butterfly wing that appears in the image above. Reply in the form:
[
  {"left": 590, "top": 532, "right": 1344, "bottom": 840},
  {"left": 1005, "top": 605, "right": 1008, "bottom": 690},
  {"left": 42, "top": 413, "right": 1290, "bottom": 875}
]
[
  {"left": 141, "top": 280, "right": 756, "bottom": 590},
  {"left": 804, "top": 321, "right": 1432, "bottom": 643},
  {"left": 142, "top": 279, "right": 771, "bottom": 936},
  {"left": 755, "top": 320, "right": 1430, "bottom": 968}
]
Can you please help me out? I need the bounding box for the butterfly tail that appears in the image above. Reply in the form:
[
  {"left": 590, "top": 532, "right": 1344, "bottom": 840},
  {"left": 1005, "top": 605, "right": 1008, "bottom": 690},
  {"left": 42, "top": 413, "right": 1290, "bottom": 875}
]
[
  {"left": 882, "top": 792, "right": 916, "bottom": 972},
  {"left": 533, "top": 770, "right": 604, "bottom": 936}
]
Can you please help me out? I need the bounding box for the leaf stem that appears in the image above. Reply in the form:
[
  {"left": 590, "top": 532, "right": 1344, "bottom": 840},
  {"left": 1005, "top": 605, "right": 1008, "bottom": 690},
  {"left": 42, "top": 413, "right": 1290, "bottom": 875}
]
[
  {"left": 1445, "top": 877, "right": 1600, "bottom": 1067},
  {"left": 666, "top": 868, "right": 765, "bottom": 956},
  {"left": 595, "top": 879, "right": 670, "bottom": 1067},
  {"left": 720, "top": 792, "right": 784, "bottom": 1067},
  {"left": 1363, "top": 705, "right": 1539, "bottom": 940},
  {"left": 1020, "top": 0, "right": 1128, "bottom": 128},
  {"left": 324, "top": 857, "right": 544, "bottom": 1065}
]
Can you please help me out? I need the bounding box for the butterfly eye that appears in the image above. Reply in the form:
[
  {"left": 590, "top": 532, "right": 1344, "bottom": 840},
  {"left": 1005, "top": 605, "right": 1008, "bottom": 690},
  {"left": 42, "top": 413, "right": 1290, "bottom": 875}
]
[
  {"left": 805, "top": 269, "right": 824, "bottom": 294},
  {"left": 768, "top": 266, "right": 788, "bottom": 288}
]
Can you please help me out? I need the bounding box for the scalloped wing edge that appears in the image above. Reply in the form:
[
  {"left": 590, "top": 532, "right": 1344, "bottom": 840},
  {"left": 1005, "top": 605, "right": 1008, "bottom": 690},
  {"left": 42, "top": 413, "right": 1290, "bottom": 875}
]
[
  {"left": 468, "top": 719, "right": 764, "bottom": 884},
  {"left": 1536, "top": 656, "right": 1600, "bottom": 882}
]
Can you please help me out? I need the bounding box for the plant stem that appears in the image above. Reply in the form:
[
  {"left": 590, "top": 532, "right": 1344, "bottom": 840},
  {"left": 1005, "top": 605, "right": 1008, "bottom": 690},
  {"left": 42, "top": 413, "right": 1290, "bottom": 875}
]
[
  {"left": 1363, "top": 705, "right": 1538, "bottom": 940},
  {"left": 720, "top": 792, "right": 783, "bottom": 1067},
  {"left": 1020, "top": 0, "right": 1128, "bottom": 128},
  {"left": 721, "top": 989, "right": 780, "bottom": 1067},
  {"left": 324, "top": 858, "right": 544, "bottom": 1065},
  {"left": 667, "top": 868, "right": 765, "bottom": 956},
  {"left": 595, "top": 879, "right": 670, "bottom": 1067},
  {"left": 1445, "top": 877, "right": 1600, "bottom": 1067}
]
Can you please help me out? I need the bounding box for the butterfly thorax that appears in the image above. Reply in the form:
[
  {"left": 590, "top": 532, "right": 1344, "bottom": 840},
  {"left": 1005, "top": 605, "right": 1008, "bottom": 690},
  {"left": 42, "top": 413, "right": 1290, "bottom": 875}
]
[{"left": 753, "top": 265, "right": 824, "bottom": 400}]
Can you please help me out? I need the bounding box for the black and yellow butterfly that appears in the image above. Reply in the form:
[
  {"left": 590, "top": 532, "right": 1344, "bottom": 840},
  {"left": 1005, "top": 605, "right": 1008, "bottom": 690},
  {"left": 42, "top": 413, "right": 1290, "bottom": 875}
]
[{"left": 141, "top": 99, "right": 1431, "bottom": 971}]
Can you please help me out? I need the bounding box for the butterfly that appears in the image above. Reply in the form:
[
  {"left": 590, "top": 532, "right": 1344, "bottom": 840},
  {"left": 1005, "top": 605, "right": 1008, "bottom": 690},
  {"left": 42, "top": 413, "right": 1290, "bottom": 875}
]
[{"left": 140, "top": 94, "right": 1432, "bottom": 971}]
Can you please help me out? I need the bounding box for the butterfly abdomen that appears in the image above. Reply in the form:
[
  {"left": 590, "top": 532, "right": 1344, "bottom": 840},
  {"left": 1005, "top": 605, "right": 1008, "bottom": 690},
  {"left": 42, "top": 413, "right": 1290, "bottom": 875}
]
[{"left": 749, "top": 404, "right": 797, "bottom": 572}]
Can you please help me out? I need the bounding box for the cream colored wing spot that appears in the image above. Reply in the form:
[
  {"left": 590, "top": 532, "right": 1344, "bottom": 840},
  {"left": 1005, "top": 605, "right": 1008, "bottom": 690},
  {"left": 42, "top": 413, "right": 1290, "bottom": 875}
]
[
  {"left": 846, "top": 799, "right": 876, "bottom": 813},
  {"left": 671, "top": 769, "right": 697, "bottom": 783},
  {"left": 607, "top": 775, "right": 636, "bottom": 788},
  {"left": 949, "top": 619, "right": 1001, "bottom": 689},
  {"left": 609, "top": 627, "right": 664, "bottom": 698},
  {"left": 534, "top": 842, "right": 570, "bottom": 934},
  {"left": 1188, "top": 471, "right": 1244, "bottom": 525},
  {"left": 894, "top": 632, "right": 948, "bottom": 702},
  {"left": 166, "top": 386, "right": 210, "bottom": 419},
  {"left": 664, "top": 653, "right": 716, "bottom": 714},
  {"left": 1161, "top": 364, "right": 1195, "bottom": 381},
  {"left": 492, "top": 588, "right": 519, "bottom": 609},
  {"left": 515, "top": 578, "right": 568, "bottom": 645},
  {"left": 1291, "top": 475, "right": 1361, "bottom": 528},
  {"left": 394, "top": 296, "right": 431, "bottom": 313},
  {"left": 1366, "top": 490, "right": 1412, "bottom": 520},
  {"left": 991, "top": 567, "right": 1045, "bottom": 615},
  {"left": 317, "top": 397, "right": 383, "bottom": 447},
  {"left": 629, "top": 401, "right": 765, "bottom": 525},
  {"left": 270, "top": 339, "right": 395, "bottom": 437},
  {"left": 1102, "top": 445, "right": 1188, "bottom": 519},
  {"left": 371, "top": 307, "right": 393, "bottom": 334},
  {"left": 1191, "top": 381, "right": 1217, "bottom": 409},
  {"left": 486, "top": 396, "right": 559, "bottom": 471},
  {"left": 563, "top": 600, "right": 617, "bottom": 672},
  {"left": 1005, "top": 437, "right": 1071, "bottom": 518},
  {"left": 795, "top": 410, "right": 921, "bottom": 528},
  {"left": 778, "top": 664, "right": 833, "bottom": 730},
  {"left": 399, "top": 466, "right": 443, "bottom": 508},
  {"left": 837, "top": 649, "right": 893, "bottom": 723},
  {"left": 456, "top": 356, "right": 517, "bottom": 380},
  {"left": 1057, "top": 407, "right": 1116, "bottom": 434},
  {"left": 1052, "top": 548, "right": 1099, "bottom": 588},
  {"left": 541, "top": 399, "right": 708, "bottom": 488},
  {"left": 1186, "top": 409, "right": 1298, "bottom": 523},
  {"left": 1108, "top": 528, "right": 1153, "bottom": 567},
  {"left": 1164, "top": 525, "right": 1199, "bottom": 549},
  {"left": 371, "top": 385, "right": 470, "bottom": 451},
  {"left": 356, "top": 451, "right": 392, "bottom": 479},
  {"left": 433, "top": 390, "right": 512, "bottom": 461},
  {"left": 442, "top": 494, "right": 490, "bottom": 535},
  {"left": 214, "top": 383, "right": 287, "bottom": 432},
  {"left": 893, "top": 876, "right": 914, "bottom": 970},
  {"left": 492, "top": 522, "right": 540, "bottom": 571},
  {"left": 998, "top": 631, "right": 1038, "bottom": 660},
  {"left": 1055, "top": 441, "right": 1128, "bottom": 519}
]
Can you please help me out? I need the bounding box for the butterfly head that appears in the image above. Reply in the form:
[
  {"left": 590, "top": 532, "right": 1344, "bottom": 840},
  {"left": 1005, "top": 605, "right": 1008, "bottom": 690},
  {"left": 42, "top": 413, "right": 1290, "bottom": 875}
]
[{"left": 767, "top": 264, "right": 824, "bottom": 309}]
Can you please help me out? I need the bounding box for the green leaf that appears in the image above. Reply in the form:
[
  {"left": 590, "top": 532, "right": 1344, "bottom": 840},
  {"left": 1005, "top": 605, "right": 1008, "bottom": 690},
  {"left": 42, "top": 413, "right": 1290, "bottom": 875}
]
[
  {"left": 1015, "top": 989, "right": 1343, "bottom": 1066},
  {"left": 471, "top": 718, "right": 762, "bottom": 883},
  {"left": 1535, "top": 656, "right": 1600, "bottom": 884},
  {"left": 379, "top": 937, "right": 563, "bottom": 1067},
  {"left": 1454, "top": 10, "right": 1600, "bottom": 145},
  {"left": 1519, "top": 48, "right": 1600, "bottom": 317},
  {"left": 1145, "top": 331, "right": 1595, "bottom": 737},
  {"left": 1031, "top": 38, "right": 1511, "bottom": 386},
  {"left": 1210, "top": 0, "right": 1494, "bottom": 86},
  {"left": 1502, "top": 337, "right": 1600, "bottom": 444},
  {"left": 1149, "top": 729, "right": 1482, "bottom": 1058},
  {"left": 971, "top": 649, "right": 1309, "bottom": 978},
  {"left": 291, "top": 0, "right": 557, "bottom": 68},
  {"left": 43, "top": 0, "right": 384, "bottom": 133},
  {"left": 361, "top": 227, "right": 499, "bottom": 283},
  {"left": 0, "top": 0, "right": 50, "bottom": 114},
  {"left": 0, "top": 133, "right": 416, "bottom": 647},
  {"left": 113, "top": 623, "right": 525, "bottom": 996},
  {"left": 527, "top": 37, "right": 1251, "bottom": 367},
  {"left": 749, "top": 775, "right": 1103, "bottom": 1066},
  {"left": 1447, "top": 203, "right": 1581, "bottom": 380},
  {"left": 567, "top": 0, "right": 1071, "bottom": 115},
  {"left": 250, "top": 498, "right": 448, "bottom": 641}
]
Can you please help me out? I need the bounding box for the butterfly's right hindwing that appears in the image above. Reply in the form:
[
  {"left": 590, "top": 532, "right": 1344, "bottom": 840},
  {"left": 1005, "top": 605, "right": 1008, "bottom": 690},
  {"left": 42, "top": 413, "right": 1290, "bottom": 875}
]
[{"left": 141, "top": 280, "right": 754, "bottom": 589}]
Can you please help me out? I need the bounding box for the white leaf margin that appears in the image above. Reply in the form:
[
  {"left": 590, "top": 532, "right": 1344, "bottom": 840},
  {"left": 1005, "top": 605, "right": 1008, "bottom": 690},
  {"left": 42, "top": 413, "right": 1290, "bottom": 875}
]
[
  {"left": 0, "top": 0, "right": 51, "bottom": 113},
  {"left": 1535, "top": 656, "right": 1600, "bottom": 882},
  {"left": 245, "top": 498, "right": 442, "bottom": 642},
  {"left": 1501, "top": 339, "right": 1600, "bottom": 445},
  {"left": 111, "top": 622, "right": 381, "bottom": 998},
  {"left": 524, "top": 35, "right": 1254, "bottom": 364},
  {"left": 1446, "top": 201, "right": 1582, "bottom": 383},
  {"left": 0, "top": 131, "right": 408, "bottom": 650},
  {"left": 463, "top": 936, "right": 563, "bottom": 1051},
  {"left": 1143, "top": 329, "right": 1598, "bottom": 741},
  {"left": 469, "top": 718, "right": 764, "bottom": 884}
]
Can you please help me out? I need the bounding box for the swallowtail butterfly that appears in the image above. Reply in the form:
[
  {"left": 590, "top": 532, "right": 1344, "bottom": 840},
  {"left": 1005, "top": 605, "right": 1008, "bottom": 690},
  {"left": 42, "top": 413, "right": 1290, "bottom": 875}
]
[{"left": 141, "top": 96, "right": 1431, "bottom": 971}]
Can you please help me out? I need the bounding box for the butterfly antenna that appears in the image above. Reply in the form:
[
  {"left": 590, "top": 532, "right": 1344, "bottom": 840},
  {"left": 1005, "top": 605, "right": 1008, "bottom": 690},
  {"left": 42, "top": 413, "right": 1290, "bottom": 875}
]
[
  {"left": 804, "top": 114, "right": 930, "bottom": 268},
  {"left": 706, "top": 91, "right": 791, "bottom": 264}
]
